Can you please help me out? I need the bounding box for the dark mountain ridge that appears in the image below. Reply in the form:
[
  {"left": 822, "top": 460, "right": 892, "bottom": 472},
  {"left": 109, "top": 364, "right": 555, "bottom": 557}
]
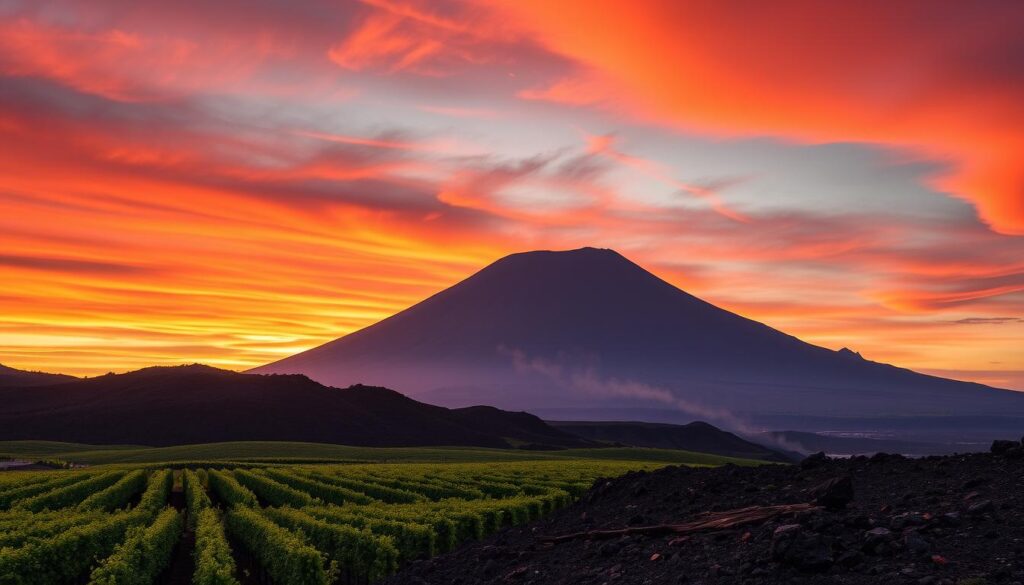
[
  {"left": 0, "top": 364, "right": 593, "bottom": 448},
  {"left": 0, "top": 363, "right": 77, "bottom": 387}
]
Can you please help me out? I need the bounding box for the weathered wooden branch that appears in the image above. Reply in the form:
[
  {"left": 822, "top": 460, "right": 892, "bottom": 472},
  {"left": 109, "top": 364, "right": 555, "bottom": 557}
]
[{"left": 539, "top": 502, "right": 817, "bottom": 543}]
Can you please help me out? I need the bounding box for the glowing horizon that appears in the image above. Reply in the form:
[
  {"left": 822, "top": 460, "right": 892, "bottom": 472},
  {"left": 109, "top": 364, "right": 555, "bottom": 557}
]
[{"left": 2, "top": 1, "right": 1023, "bottom": 390}]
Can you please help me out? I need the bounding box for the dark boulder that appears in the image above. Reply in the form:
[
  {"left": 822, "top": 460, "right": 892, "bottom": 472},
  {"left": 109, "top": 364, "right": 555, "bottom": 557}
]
[
  {"left": 990, "top": 439, "right": 1019, "bottom": 454},
  {"left": 800, "top": 452, "right": 829, "bottom": 470},
  {"left": 810, "top": 476, "right": 854, "bottom": 509},
  {"left": 967, "top": 499, "right": 994, "bottom": 516},
  {"left": 890, "top": 512, "right": 925, "bottom": 530},
  {"left": 863, "top": 527, "right": 894, "bottom": 555},
  {"left": 939, "top": 511, "right": 961, "bottom": 526},
  {"left": 903, "top": 531, "right": 931, "bottom": 557},
  {"left": 771, "top": 524, "right": 833, "bottom": 572}
]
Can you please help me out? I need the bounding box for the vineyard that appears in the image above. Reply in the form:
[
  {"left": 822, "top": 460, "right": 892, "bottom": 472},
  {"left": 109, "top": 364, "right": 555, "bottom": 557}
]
[{"left": 0, "top": 460, "right": 664, "bottom": 584}]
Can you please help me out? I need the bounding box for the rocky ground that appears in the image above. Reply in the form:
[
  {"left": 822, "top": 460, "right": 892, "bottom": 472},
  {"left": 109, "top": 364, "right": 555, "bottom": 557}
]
[{"left": 386, "top": 440, "right": 1024, "bottom": 585}]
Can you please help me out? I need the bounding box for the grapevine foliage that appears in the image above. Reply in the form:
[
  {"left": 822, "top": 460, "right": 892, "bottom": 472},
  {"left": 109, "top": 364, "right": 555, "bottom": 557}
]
[{"left": 0, "top": 460, "right": 659, "bottom": 584}]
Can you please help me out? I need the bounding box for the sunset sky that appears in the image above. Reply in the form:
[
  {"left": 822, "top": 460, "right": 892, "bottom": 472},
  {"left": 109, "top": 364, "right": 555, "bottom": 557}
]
[{"left": 1, "top": 1, "right": 1023, "bottom": 389}]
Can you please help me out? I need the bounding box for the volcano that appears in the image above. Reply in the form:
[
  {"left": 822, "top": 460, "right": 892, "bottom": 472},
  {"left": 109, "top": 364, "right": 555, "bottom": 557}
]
[{"left": 253, "top": 248, "right": 1024, "bottom": 428}]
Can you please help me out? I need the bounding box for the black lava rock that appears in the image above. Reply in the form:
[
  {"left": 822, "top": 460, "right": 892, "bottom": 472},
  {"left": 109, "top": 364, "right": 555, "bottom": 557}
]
[
  {"left": 810, "top": 475, "right": 854, "bottom": 509},
  {"left": 800, "top": 452, "right": 829, "bottom": 470},
  {"left": 903, "top": 530, "right": 930, "bottom": 557},
  {"left": 384, "top": 451, "right": 1024, "bottom": 585},
  {"left": 770, "top": 524, "right": 833, "bottom": 572},
  {"left": 991, "top": 439, "right": 1019, "bottom": 454}
]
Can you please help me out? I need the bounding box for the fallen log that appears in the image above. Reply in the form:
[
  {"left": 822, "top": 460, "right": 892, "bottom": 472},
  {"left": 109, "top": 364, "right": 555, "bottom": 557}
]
[{"left": 539, "top": 502, "right": 817, "bottom": 543}]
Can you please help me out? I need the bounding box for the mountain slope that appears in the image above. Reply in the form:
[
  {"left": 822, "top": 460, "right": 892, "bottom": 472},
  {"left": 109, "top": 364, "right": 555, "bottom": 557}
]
[
  {"left": 253, "top": 247, "right": 1024, "bottom": 424},
  {"left": 0, "top": 364, "right": 594, "bottom": 448},
  {"left": 549, "top": 420, "right": 796, "bottom": 462},
  {"left": 0, "top": 363, "right": 77, "bottom": 387}
]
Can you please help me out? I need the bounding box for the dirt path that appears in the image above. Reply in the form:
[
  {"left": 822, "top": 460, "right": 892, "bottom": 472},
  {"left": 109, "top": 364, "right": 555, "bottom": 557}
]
[
  {"left": 227, "top": 533, "right": 270, "bottom": 585},
  {"left": 156, "top": 484, "right": 194, "bottom": 585},
  {"left": 157, "top": 526, "right": 195, "bottom": 585},
  {"left": 168, "top": 488, "right": 186, "bottom": 512},
  {"left": 205, "top": 481, "right": 265, "bottom": 584}
]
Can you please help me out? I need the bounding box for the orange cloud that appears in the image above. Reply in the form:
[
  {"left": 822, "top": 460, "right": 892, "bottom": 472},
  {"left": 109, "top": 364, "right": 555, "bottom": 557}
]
[
  {"left": 327, "top": 0, "right": 521, "bottom": 76},
  {"left": 490, "top": 1, "right": 1024, "bottom": 234},
  {"left": 0, "top": 18, "right": 295, "bottom": 101},
  {"left": 329, "top": 11, "right": 441, "bottom": 73}
]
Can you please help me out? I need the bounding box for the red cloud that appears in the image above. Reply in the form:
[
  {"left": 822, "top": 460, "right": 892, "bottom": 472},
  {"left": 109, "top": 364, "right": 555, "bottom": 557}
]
[
  {"left": 0, "top": 18, "right": 299, "bottom": 102},
  {"left": 328, "top": 0, "right": 524, "bottom": 76},
  {"left": 489, "top": 1, "right": 1024, "bottom": 235}
]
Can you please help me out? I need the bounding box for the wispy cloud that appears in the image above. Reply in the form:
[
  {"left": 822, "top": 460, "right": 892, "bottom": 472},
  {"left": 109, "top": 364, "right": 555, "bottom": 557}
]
[{"left": 952, "top": 317, "right": 1024, "bottom": 326}]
